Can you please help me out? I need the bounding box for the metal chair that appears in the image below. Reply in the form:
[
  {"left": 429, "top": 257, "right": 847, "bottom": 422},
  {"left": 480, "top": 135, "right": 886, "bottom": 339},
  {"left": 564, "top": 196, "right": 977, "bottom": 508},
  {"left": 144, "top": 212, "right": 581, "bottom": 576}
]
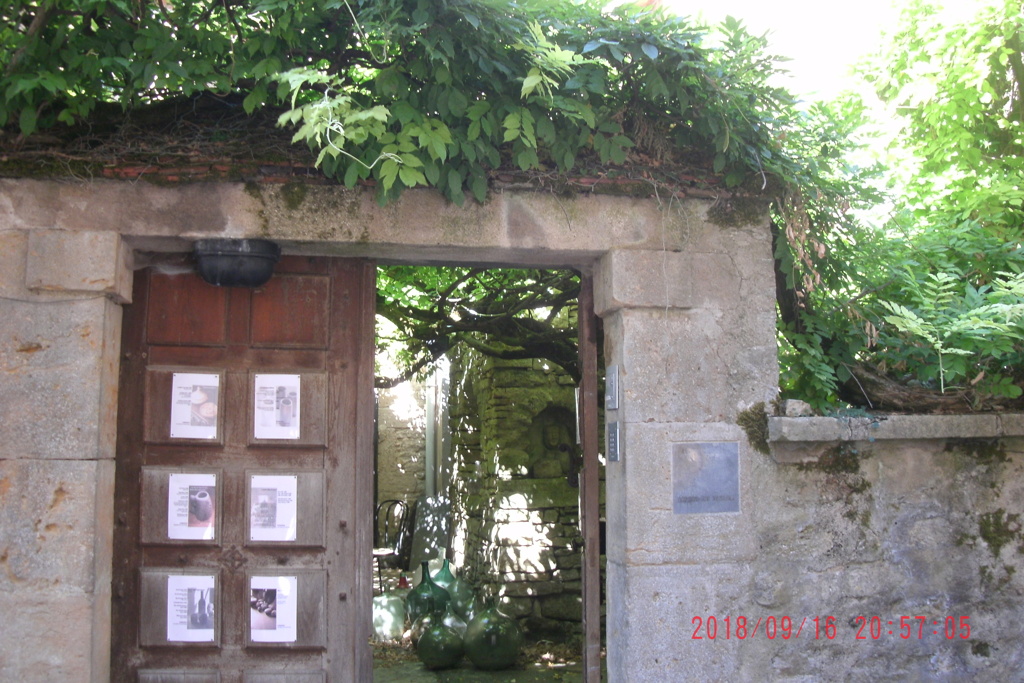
[{"left": 372, "top": 499, "right": 409, "bottom": 593}]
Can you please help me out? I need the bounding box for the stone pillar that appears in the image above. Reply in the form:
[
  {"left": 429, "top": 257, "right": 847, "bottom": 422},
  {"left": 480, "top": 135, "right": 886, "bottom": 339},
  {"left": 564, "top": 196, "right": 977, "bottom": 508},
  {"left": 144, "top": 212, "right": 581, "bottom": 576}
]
[
  {"left": 0, "top": 229, "right": 131, "bottom": 682},
  {"left": 594, "top": 207, "right": 778, "bottom": 680}
]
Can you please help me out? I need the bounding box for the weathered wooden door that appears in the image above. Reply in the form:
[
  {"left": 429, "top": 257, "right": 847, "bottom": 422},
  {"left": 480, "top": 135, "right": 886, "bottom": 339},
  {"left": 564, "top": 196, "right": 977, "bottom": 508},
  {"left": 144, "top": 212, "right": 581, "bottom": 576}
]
[{"left": 111, "top": 257, "right": 375, "bottom": 683}]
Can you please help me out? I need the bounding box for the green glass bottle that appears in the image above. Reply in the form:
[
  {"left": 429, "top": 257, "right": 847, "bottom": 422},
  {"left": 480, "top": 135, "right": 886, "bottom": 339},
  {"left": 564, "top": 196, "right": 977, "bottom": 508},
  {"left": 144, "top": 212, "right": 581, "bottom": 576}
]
[
  {"left": 441, "top": 602, "right": 468, "bottom": 637},
  {"left": 463, "top": 600, "right": 522, "bottom": 671},
  {"left": 434, "top": 560, "right": 476, "bottom": 620},
  {"left": 416, "top": 621, "right": 465, "bottom": 670},
  {"left": 406, "top": 560, "right": 450, "bottom": 624}
]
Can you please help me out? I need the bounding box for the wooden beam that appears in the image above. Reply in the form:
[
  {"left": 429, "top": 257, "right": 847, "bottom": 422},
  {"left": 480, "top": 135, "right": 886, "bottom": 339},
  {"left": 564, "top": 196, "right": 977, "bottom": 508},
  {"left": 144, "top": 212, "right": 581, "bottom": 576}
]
[{"left": 578, "top": 274, "right": 602, "bottom": 682}]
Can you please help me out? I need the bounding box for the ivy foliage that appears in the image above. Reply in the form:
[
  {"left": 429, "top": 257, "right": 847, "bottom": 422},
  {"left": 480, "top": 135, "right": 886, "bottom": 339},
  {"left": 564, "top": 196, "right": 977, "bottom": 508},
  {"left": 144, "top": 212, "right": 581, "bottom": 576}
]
[
  {"left": 2, "top": 0, "right": 795, "bottom": 203},
  {"left": 775, "top": 0, "right": 1024, "bottom": 411},
  {"left": 13, "top": 1, "right": 1022, "bottom": 411}
]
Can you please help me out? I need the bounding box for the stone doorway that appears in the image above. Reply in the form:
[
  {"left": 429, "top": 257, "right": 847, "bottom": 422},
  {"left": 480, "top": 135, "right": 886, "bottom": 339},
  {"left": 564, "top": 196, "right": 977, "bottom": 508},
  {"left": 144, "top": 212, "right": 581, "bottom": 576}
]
[{"left": 369, "top": 267, "right": 603, "bottom": 675}]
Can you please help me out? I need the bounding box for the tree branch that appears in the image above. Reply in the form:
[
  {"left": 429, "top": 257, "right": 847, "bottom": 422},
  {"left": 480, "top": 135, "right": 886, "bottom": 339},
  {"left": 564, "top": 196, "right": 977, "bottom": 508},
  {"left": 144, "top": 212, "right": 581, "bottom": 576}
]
[{"left": 7, "top": 2, "right": 53, "bottom": 76}]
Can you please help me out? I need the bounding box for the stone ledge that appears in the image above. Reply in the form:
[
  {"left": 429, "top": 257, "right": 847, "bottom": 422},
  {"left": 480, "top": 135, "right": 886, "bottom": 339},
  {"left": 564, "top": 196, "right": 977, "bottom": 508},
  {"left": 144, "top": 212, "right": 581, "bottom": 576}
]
[
  {"left": 26, "top": 230, "right": 132, "bottom": 303},
  {"left": 768, "top": 413, "right": 1024, "bottom": 464}
]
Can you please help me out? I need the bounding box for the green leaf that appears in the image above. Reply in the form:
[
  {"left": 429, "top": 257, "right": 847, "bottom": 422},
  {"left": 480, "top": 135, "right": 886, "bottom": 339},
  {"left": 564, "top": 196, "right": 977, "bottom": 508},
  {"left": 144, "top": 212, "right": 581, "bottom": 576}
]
[
  {"left": 343, "top": 161, "right": 361, "bottom": 187},
  {"left": 19, "top": 106, "right": 37, "bottom": 137},
  {"left": 470, "top": 173, "right": 488, "bottom": 202},
  {"left": 243, "top": 83, "right": 268, "bottom": 115},
  {"left": 641, "top": 43, "right": 659, "bottom": 60},
  {"left": 516, "top": 149, "right": 538, "bottom": 170},
  {"left": 467, "top": 100, "right": 491, "bottom": 121},
  {"left": 521, "top": 71, "right": 544, "bottom": 99},
  {"left": 448, "top": 89, "right": 468, "bottom": 117},
  {"left": 380, "top": 159, "right": 400, "bottom": 190},
  {"left": 448, "top": 169, "right": 464, "bottom": 196},
  {"left": 535, "top": 116, "right": 555, "bottom": 143},
  {"left": 424, "top": 160, "right": 440, "bottom": 185},
  {"left": 399, "top": 165, "right": 427, "bottom": 187}
]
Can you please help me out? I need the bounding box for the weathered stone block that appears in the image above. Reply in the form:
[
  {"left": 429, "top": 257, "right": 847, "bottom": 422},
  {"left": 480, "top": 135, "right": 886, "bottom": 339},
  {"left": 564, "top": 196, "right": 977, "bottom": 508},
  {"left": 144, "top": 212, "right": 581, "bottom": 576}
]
[
  {"left": 496, "top": 570, "right": 554, "bottom": 583},
  {"left": 605, "top": 421, "right": 758, "bottom": 567},
  {"left": 500, "top": 580, "right": 563, "bottom": 597},
  {"left": 540, "top": 593, "right": 582, "bottom": 621},
  {"left": 496, "top": 478, "right": 579, "bottom": 509},
  {"left": 0, "top": 591, "right": 98, "bottom": 682},
  {"left": 492, "top": 550, "right": 556, "bottom": 575},
  {"left": 492, "top": 509, "right": 542, "bottom": 525},
  {"left": 495, "top": 447, "right": 530, "bottom": 474},
  {"left": 554, "top": 552, "right": 582, "bottom": 569},
  {"left": 0, "top": 297, "right": 122, "bottom": 460},
  {"left": 0, "top": 459, "right": 114, "bottom": 590},
  {"left": 606, "top": 308, "right": 778, "bottom": 425},
  {"left": 553, "top": 568, "right": 581, "bottom": 581},
  {"left": 594, "top": 249, "right": 695, "bottom": 315},
  {"left": 0, "top": 457, "right": 113, "bottom": 683},
  {"left": 0, "top": 230, "right": 30, "bottom": 296},
  {"left": 489, "top": 521, "right": 551, "bottom": 546},
  {"left": 26, "top": 230, "right": 132, "bottom": 303}
]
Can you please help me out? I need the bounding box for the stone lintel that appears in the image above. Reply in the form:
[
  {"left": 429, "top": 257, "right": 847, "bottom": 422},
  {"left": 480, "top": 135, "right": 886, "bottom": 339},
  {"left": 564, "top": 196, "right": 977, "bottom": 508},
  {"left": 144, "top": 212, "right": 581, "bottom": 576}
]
[
  {"left": 594, "top": 249, "right": 694, "bottom": 316},
  {"left": 1, "top": 179, "right": 703, "bottom": 267},
  {"left": 26, "top": 230, "right": 132, "bottom": 303},
  {"left": 768, "top": 413, "right": 1024, "bottom": 464}
]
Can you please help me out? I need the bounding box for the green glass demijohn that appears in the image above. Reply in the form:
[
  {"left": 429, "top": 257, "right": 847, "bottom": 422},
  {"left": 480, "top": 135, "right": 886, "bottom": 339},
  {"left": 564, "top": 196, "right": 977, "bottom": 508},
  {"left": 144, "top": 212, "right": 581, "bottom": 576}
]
[
  {"left": 416, "top": 621, "right": 465, "bottom": 670},
  {"left": 406, "top": 560, "right": 450, "bottom": 624},
  {"left": 432, "top": 558, "right": 457, "bottom": 591},
  {"left": 439, "top": 564, "right": 476, "bottom": 620},
  {"left": 441, "top": 602, "right": 468, "bottom": 637},
  {"left": 409, "top": 608, "right": 439, "bottom": 646},
  {"left": 463, "top": 599, "right": 522, "bottom": 671}
]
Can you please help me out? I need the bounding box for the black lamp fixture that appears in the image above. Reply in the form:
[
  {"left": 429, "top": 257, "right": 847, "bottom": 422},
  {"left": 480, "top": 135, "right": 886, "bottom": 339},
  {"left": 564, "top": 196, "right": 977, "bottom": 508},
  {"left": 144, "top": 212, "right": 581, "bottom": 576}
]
[{"left": 193, "top": 238, "right": 281, "bottom": 287}]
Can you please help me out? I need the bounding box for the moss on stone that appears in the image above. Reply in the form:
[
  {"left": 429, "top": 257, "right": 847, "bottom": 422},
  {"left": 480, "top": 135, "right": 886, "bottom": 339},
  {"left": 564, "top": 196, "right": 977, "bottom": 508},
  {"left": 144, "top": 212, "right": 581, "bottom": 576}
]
[
  {"left": 954, "top": 531, "right": 976, "bottom": 548},
  {"left": 979, "top": 562, "right": 1016, "bottom": 591},
  {"left": 0, "top": 157, "right": 100, "bottom": 179},
  {"left": 945, "top": 438, "right": 1008, "bottom": 465},
  {"left": 279, "top": 181, "right": 308, "bottom": 210},
  {"left": 244, "top": 181, "right": 265, "bottom": 202},
  {"left": 978, "top": 509, "right": 1022, "bottom": 558},
  {"left": 799, "top": 444, "right": 862, "bottom": 475},
  {"left": 737, "top": 402, "right": 770, "bottom": 455},
  {"left": 705, "top": 196, "right": 768, "bottom": 228},
  {"left": 971, "top": 641, "right": 991, "bottom": 657}
]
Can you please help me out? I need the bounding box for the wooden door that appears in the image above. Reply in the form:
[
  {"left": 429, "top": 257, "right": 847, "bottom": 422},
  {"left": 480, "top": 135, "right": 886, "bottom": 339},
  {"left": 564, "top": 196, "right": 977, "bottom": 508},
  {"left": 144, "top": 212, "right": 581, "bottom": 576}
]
[{"left": 111, "top": 257, "right": 375, "bottom": 683}]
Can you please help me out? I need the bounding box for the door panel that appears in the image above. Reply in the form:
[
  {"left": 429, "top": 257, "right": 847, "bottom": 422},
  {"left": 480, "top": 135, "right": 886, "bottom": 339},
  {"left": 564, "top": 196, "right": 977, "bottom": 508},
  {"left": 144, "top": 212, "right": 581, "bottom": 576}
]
[
  {"left": 250, "top": 275, "right": 331, "bottom": 348},
  {"left": 113, "top": 257, "right": 375, "bottom": 682}
]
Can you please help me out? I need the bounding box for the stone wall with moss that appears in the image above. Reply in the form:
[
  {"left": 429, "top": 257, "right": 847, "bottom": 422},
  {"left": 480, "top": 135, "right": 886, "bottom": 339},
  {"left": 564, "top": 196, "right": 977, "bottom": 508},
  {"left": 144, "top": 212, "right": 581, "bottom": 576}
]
[
  {"left": 715, "top": 435, "right": 1024, "bottom": 679},
  {"left": 446, "top": 348, "right": 600, "bottom": 640},
  {"left": 375, "top": 381, "right": 428, "bottom": 506}
]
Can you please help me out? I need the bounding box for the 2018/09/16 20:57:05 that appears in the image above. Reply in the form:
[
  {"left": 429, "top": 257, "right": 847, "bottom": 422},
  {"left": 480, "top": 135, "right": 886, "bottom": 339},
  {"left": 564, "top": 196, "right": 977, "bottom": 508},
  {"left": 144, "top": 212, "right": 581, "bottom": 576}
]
[{"left": 690, "top": 616, "right": 972, "bottom": 641}]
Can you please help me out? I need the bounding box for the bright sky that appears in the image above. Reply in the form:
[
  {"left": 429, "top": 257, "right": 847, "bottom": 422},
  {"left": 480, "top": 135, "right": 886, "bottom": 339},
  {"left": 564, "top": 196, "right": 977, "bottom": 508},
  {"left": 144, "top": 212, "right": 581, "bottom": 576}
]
[{"left": 661, "top": 0, "right": 903, "bottom": 101}]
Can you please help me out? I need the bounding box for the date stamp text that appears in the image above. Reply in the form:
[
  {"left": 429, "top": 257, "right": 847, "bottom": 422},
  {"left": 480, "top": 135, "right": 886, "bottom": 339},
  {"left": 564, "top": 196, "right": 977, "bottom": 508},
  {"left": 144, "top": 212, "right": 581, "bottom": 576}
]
[{"left": 690, "top": 615, "right": 972, "bottom": 640}]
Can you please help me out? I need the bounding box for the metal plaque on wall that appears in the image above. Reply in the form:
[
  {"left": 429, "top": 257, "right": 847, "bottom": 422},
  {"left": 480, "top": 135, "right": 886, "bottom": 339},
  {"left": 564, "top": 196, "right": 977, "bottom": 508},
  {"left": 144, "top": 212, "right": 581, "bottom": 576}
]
[{"left": 672, "top": 442, "right": 740, "bottom": 514}]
